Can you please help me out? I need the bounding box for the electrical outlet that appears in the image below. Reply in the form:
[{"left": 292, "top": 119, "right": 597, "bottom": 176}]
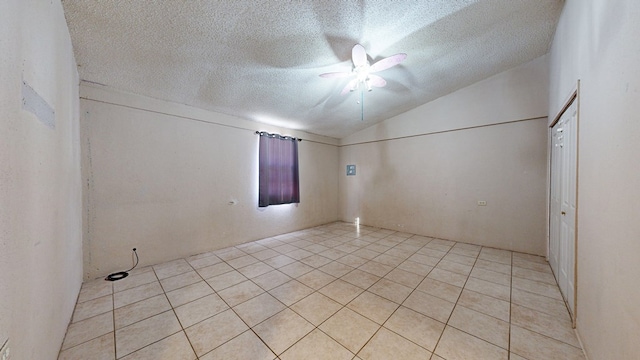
[
  {"left": 1, "top": 339, "right": 10, "bottom": 360},
  {"left": 477, "top": 200, "right": 487, "bottom": 206}
]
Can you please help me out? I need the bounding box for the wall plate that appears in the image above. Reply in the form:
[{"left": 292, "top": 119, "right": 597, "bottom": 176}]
[{"left": 346, "top": 165, "right": 356, "bottom": 176}]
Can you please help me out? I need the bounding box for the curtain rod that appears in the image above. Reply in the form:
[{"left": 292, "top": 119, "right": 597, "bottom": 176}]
[{"left": 255, "top": 131, "right": 302, "bottom": 142}]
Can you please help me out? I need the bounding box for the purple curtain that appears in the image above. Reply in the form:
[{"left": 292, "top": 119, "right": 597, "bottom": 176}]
[{"left": 258, "top": 133, "right": 300, "bottom": 207}]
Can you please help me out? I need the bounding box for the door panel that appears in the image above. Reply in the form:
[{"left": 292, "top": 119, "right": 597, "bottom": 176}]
[{"left": 550, "top": 99, "right": 577, "bottom": 317}]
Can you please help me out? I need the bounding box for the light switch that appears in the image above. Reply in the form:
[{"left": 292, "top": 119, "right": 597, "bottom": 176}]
[{"left": 346, "top": 165, "right": 356, "bottom": 176}]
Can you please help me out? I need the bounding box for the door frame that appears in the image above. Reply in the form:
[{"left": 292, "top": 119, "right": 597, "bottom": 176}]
[{"left": 548, "top": 80, "right": 580, "bottom": 328}]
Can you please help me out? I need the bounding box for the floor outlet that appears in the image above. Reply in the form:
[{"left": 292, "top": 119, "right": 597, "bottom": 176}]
[{"left": 477, "top": 200, "right": 487, "bottom": 206}]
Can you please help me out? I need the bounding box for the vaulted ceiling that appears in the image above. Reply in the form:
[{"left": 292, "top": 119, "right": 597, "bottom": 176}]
[{"left": 62, "top": 0, "right": 564, "bottom": 138}]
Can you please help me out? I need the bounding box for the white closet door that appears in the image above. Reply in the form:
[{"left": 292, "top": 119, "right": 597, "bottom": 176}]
[{"left": 550, "top": 99, "right": 578, "bottom": 317}]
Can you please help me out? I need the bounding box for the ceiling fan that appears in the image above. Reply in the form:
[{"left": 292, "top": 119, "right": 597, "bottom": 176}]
[{"left": 320, "top": 44, "right": 407, "bottom": 95}]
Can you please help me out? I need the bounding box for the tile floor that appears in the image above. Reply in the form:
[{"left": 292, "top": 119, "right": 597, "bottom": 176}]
[{"left": 58, "top": 222, "right": 586, "bottom": 360}]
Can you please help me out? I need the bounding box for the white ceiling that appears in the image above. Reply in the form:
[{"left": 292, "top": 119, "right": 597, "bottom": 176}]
[{"left": 62, "top": 0, "right": 564, "bottom": 139}]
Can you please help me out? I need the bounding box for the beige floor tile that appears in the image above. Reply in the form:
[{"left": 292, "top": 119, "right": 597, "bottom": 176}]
[
  {"left": 263, "top": 255, "right": 296, "bottom": 269},
  {"left": 269, "top": 280, "right": 314, "bottom": 306},
  {"left": 510, "top": 325, "right": 585, "bottom": 360},
  {"left": 384, "top": 247, "right": 414, "bottom": 259},
  {"left": 474, "top": 259, "right": 511, "bottom": 275},
  {"left": 443, "top": 252, "right": 478, "bottom": 266},
  {"left": 77, "top": 279, "right": 113, "bottom": 303},
  {"left": 448, "top": 305, "right": 510, "bottom": 349},
  {"left": 237, "top": 261, "right": 274, "bottom": 279},
  {"left": 185, "top": 309, "right": 249, "bottom": 356},
  {"left": 233, "top": 292, "right": 286, "bottom": 327},
  {"left": 319, "top": 248, "right": 350, "bottom": 260},
  {"left": 457, "top": 289, "right": 510, "bottom": 322},
  {"left": 114, "top": 271, "right": 158, "bottom": 293},
  {"left": 340, "top": 269, "right": 381, "bottom": 289},
  {"left": 114, "top": 282, "right": 164, "bottom": 309},
  {"left": 114, "top": 294, "right": 172, "bottom": 329},
  {"left": 478, "top": 249, "right": 512, "bottom": 265},
  {"left": 416, "top": 278, "right": 462, "bottom": 303},
  {"left": 279, "top": 329, "right": 353, "bottom": 360},
  {"left": 200, "top": 330, "right": 275, "bottom": 360},
  {"left": 252, "top": 248, "right": 280, "bottom": 261},
  {"left": 305, "top": 243, "right": 330, "bottom": 254},
  {"left": 384, "top": 306, "right": 445, "bottom": 351},
  {"left": 423, "top": 243, "right": 452, "bottom": 253},
  {"left": 166, "top": 281, "right": 214, "bottom": 307},
  {"left": 509, "top": 353, "right": 529, "bottom": 360},
  {"left": 58, "top": 332, "right": 114, "bottom": 360},
  {"left": 396, "top": 260, "right": 433, "bottom": 276},
  {"left": 217, "top": 280, "right": 265, "bottom": 307},
  {"left": 286, "top": 248, "right": 314, "bottom": 260},
  {"left": 174, "top": 293, "right": 229, "bottom": 328},
  {"left": 279, "top": 261, "right": 315, "bottom": 278},
  {"left": 215, "top": 247, "right": 247, "bottom": 261},
  {"left": 153, "top": 259, "right": 193, "bottom": 279},
  {"left": 196, "top": 262, "right": 233, "bottom": 279},
  {"left": 511, "top": 288, "right": 570, "bottom": 321},
  {"left": 416, "top": 247, "right": 447, "bottom": 260},
  {"left": 372, "top": 254, "right": 404, "bottom": 267},
  {"left": 300, "top": 254, "right": 333, "bottom": 268},
  {"left": 403, "top": 290, "right": 455, "bottom": 323},
  {"left": 448, "top": 246, "right": 480, "bottom": 259},
  {"left": 253, "top": 308, "right": 315, "bottom": 354},
  {"left": 319, "top": 279, "right": 364, "bottom": 305},
  {"left": 186, "top": 254, "right": 222, "bottom": 269},
  {"left": 513, "top": 253, "right": 547, "bottom": 264},
  {"left": 347, "top": 291, "right": 399, "bottom": 325},
  {"left": 351, "top": 248, "right": 381, "bottom": 260},
  {"left": 368, "top": 278, "right": 413, "bottom": 304},
  {"left": 290, "top": 292, "right": 342, "bottom": 326},
  {"left": 297, "top": 269, "right": 336, "bottom": 290},
  {"left": 408, "top": 253, "right": 440, "bottom": 267},
  {"left": 464, "top": 277, "right": 511, "bottom": 301},
  {"left": 512, "top": 277, "right": 563, "bottom": 300},
  {"left": 251, "top": 270, "right": 292, "bottom": 290},
  {"left": 511, "top": 304, "right": 580, "bottom": 347},
  {"left": 513, "top": 266, "right": 557, "bottom": 285},
  {"left": 120, "top": 331, "right": 196, "bottom": 360},
  {"left": 72, "top": 294, "right": 112, "bottom": 323},
  {"left": 431, "top": 355, "right": 446, "bottom": 360},
  {"left": 427, "top": 268, "right": 468, "bottom": 287},
  {"left": 319, "top": 261, "right": 355, "bottom": 277},
  {"left": 205, "top": 270, "right": 247, "bottom": 291},
  {"left": 358, "top": 327, "right": 433, "bottom": 360},
  {"left": 319, "top": 308, "right": 380, "bottom": 353},
  {"left": 470, "top": 267, "right": 511, "bottom": 286},
  {"left": 62, "top": 312, "right": 114, "bottom": 350},
  {"left": 434, "top": 326, "right": 508, "bottom": 360},
  {"left": 512, "top": 257, "right": 552, "bottom": 273},
  {"left": 436, "top": 260, "right": 473, "bottom": 276},
  {"left": 358, "top": 261, "right": 393, "bottom": 277},
  {"left": 159, "top": 271, "right": 202, "bottom": 292},
  {"left": 336, "top": 254, "right": 370, "bottom": 267},
  {"left": 115, "top": 310, "right": 182, "bottom": 358},
  {"left": 227, "top": 254, "right": 260, "bottom": 269},
  {"left": 384, "top": 268, "right": 423, "bottom": 288}
]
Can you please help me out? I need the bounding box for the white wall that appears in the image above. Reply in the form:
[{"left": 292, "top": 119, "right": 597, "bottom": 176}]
[
  {"left": 0, "top": 1, "right": 82, "bottom": 359},
  {"left": 339, "top": 56, "right": 549, "bottom": 255},
  {"left": 81, "top": 85, "right": 339, "bottom": 280},
  {"left": 549, "top": 1, "right": 640, "bottom": 358}
]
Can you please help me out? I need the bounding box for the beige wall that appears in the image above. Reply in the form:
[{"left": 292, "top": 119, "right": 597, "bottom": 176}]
[
  {"left": 339, "top": 56, "right": 549, "bottom": 255},
  {"left": 80, "top": 85, "right": 339, "bottom": 280},
  {"left": 549, "top": 0, "right": 640, "bottom": 358},
  {"left": 0, "top": 1, "right": 82, "bottom": 359}
]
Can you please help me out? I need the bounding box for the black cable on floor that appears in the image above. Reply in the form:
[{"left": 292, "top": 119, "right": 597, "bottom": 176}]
[{"left": 105, "top": 248, "right": 139, "bottom": 281}]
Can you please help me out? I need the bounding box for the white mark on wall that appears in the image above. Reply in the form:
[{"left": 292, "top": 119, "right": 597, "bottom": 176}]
[{"left": 21, "top": 80, "right": 55, "bottom": 129}]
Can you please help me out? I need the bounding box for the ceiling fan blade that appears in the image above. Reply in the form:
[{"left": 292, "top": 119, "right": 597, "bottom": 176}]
[
  {"left": 369, "top": 53, "right": 407, "bottom": 73},
  {"left": 340, "top": 79, "right": 358, "bottom": 95},
  {"left": 368, "top": 74, "right": 387, "bottom": 88},
  {"left": 352, "top": 44, "right": 368, "bottom": 67},
  {"left": 319, "top": 72, "right": 352, "bottom": 78}
]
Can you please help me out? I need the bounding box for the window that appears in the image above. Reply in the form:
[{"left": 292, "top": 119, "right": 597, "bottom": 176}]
[{"left": 257, "top": 132, "right": 300, "bottom": 207}]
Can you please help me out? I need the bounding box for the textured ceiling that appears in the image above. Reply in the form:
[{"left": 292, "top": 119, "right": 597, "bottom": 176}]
[{"left": 62, "top": 0, "right": 563, "bottom": 139}]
